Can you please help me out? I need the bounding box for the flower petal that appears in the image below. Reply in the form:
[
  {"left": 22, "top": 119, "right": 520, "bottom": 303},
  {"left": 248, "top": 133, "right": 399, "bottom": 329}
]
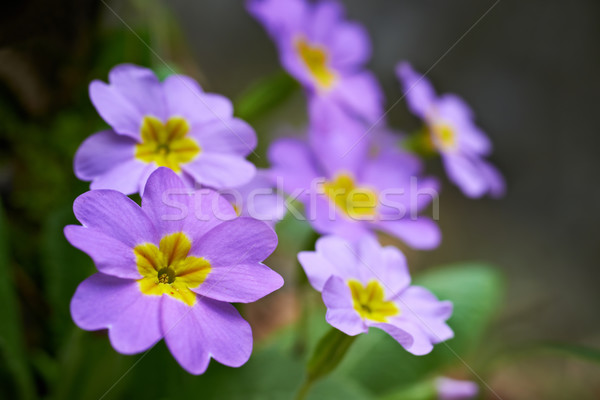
[
  {"left": 330, "top": 71, "right": 383, "bottom": 122},
  {"left": 192, "top": 262, "right": 283, "bottom": 303},
  {"left": 74, "top": 130, "right": 137, "bottom": 181},
  {"left": 322, "top": 276, "right": 366, "bottom": 335},
  {"left": 161, "top": 296, "right": 252, "bottom": 374},
  {"left": 442, "top": 154, "right": 488, "bottom": 198},
  {"left": 375, "top": 217, "right": 441, "bottom": 250},
  {"left": 163, "top": 75, "right": 233, "bottom": 125},
  {"left": 182, "top": 153, "right": 256, "bottom": 189},
  {"left": 372, "top": 321, "right": 433, "bottom": 356},
  {"left": 70, "top": 273, "right": 162, "bottom": 354},
  {"left": 141, "top": 167, "right": 236, "bottom": 238},
  {"left": 73, "top": 189, "right": 158, "bottom": 247},
  {"left": 396, "top": 62, "right": 437, "bottom": 118},
  {"left": 89, "top": 64, "right": 165, "bottom": 139},
  {"left": 355, "top": 235, "right": 411, "bottom": 296},
  {"left": 89, "top": 159, "right": 152, "bottom": 195},
  {"left": 64, "top": 225, "right": 140, "bottom": 279},
  {"left": 189, "top": 118, "right": 257, "bottom": 157},
  {"left": 191, "top": 217, "right": 277, "bottom": 267}
]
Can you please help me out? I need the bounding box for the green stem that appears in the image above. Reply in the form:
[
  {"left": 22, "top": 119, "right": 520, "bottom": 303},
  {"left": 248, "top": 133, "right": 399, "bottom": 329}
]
[
  {"left": 294, "top": 328, "right": 357, "bottom": 399},
  {"left": 294, "top": 378, "right": 315, "bottom": 400}
]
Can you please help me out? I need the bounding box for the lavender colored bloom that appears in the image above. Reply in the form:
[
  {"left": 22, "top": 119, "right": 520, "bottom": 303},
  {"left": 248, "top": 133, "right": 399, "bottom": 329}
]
[
  {"left": 397, "top": 62, "right": 505, "bottom": 198},
  {"left": 66, "top": 168, "right": 283, "bottom": 374},
  {"left": 436, "top": 377, "right": 479, "bottom": 400},
  {"left": 248, "top": 0, "right": 383, "bottom": 122},
  {"left": 298, "top": 235, "right": 453, "bottom": 355},
  {"left": 75, "top": 64, "right": 257, "bottom": 195},
  {"left": 268, "top": 109, "right": 441, "bottom": 250}
]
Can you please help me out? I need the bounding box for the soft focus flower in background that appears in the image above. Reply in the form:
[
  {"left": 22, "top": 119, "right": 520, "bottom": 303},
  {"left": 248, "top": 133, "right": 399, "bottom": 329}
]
[
  {"left": 75, "top": 64, "right": 257, "bottom": 194},
  {"left": 65, "top": 168, "right": 283, "bottom": 374},
  {"left": 298, "top": 235, "right": 453, "bottom": 355},
  {"left": 248, "top": 0, "right": 383, "bottom": 122},
  {"left": 435, "top": 377, "right": 479, "bottom": 400},
  {"left": 269, "top": 131, "right": 441, "bottom": 249},
  {"left": 397, "top": 62, "right": 505, "bottom": 198}
]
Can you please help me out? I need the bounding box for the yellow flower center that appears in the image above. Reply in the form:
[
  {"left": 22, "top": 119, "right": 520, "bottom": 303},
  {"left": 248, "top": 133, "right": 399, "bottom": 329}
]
[
  {"left": 323, "top": 173, "right": 378, "bottom": 218},
  {"left": 296, "top": 37, "right": 336, "bottom": 90},
  {"left": 348, "top": 279, "right": 399, "bottom": 323},
  {"left": 429, "top": 122, "right": 456, "bottom": 151},
  {"left": 135, "top": 116, "right": 201, "bottom": 172},
  {"left": 135, "top": 232, "right": 211, "bottom": 307}
]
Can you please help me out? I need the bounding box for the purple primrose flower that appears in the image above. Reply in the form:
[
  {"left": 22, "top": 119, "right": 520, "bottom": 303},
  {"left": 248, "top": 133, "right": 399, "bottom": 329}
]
[
  {"left": 248, "top": 0, "right": 383, "bottom": 122},
  {"left": 75, "top": 64, "right": 257, "bottom": 194},
  {"left": 65, "top": 168, "right": 283, "bottom": 374},
  {"left": 268, "top": 110, "right": 441, "bottom": 249},
  {"left": 298, "top": 235, "right": 453, "bottom": 355},
  {"left": 397, "top": 62, "right": 505, "bottom": 198}
]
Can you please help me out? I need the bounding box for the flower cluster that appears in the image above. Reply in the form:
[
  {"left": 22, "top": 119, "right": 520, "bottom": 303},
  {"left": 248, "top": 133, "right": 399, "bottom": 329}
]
[
  {"left": 65, "top": 0, "right": 502, "bottom": 388},
  {"left": 249, "top": 0, "right": 502, "bottom": 372}
]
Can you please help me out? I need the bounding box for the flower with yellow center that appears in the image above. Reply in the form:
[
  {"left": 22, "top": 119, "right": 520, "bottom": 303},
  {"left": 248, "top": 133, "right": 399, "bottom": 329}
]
[
  {"left": 135, "top": 116, "right": 201, "bottom": 172},
  {"left": 296, "top": 37, "right": 337, "bottom": 90},
  {"left": 135, "top": 232, "right": 211, "bottom": 307},
  {"left": 323, "top": 173, "right": 378, "bottom": 219},
  {"left": 348, "top": 279, "right": 399, "bottom": 323},
  {"left": 429, "top": 121, "right": 457, "bottom": 152}
]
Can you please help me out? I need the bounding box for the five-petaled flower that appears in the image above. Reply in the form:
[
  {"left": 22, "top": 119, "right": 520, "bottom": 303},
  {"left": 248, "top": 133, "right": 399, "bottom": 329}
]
[
  {"left": 66, "top": 168, "right": 283, "bottom": 374},
  {"left": 268, "top": 112, "right": 441, "bottom": 249},
  {"left": 298, "top": 235, "right": 453, "bottom": 355},
  {"left": 248, "top": 0, "right": 383, "bottom": 122},
  {"left": 75, "top": 64, "right": 257, "bottom": 194},
  {"left": 397, "top": 62, "right": 505, "bottom": 198}
]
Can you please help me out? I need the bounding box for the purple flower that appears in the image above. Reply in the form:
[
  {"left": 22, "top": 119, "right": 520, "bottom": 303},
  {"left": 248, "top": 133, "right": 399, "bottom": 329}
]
[
  {"left": 268, "top": 110, "right": 441, "bottom": 250},
  {"left": 436, "top": 377, "right": 479, "bottom": 400},
  {"left": 298, "top": 235, "right": 453, "bottom": 355},
  {"left": 75, "top": 64, "right": 257, "bottom": 194},
  {"left": 248, "top": 0, "right": 383, "bottom": 122},
  {"left": 65, "top": 168, "right": 283, "bottom": 374},
  {"left": 397, "top": 62, "right": 505, "bottom": 198}
]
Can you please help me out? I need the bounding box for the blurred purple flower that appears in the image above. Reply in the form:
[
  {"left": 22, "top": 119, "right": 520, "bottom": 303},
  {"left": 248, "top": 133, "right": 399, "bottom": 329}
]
[
  {"left": 397, "top": 62, "right": 505, "bottom": 198},
  {"left": 436, "top": 377, "right": 479, "bottom": 400},
  {"left": 75, "top": 64, "right": 257, "bottom": 194},
  {"left": 268, "top": 108, "right": 441, "bottom": 250},
  {"left": 248, "top": 0, "right": 383, "bottom": 122},
  {"left": 298, "top": 235, "right": 453, "bottom": 355},
  {"left": 65, "top": 168, "right": 282, "bottom": 374}
]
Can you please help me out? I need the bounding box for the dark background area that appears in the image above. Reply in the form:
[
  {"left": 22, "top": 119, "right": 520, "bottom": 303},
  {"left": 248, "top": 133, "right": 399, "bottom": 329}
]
[{"left": 1, "top": 0, "right": 599, "bottom": 398}]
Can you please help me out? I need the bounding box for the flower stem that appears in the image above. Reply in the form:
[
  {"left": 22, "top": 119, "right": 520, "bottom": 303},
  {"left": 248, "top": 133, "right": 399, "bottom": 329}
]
[{"left": 294, "top": 328, "right": 357, "bottom": 399}]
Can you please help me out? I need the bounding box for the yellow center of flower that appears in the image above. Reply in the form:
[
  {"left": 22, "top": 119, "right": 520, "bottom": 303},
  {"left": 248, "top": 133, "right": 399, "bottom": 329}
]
[
  {"left": 323, "top": 173, "right": 378, "bottom": 218},
  {"left": 296, "top": 37, "right": 336, "bottom": 90},
  {"left": 135, "top": 116, "right": 201, "bottom": 172},
  {"left": 429, "top": 122, "right": 456, "bottom": 151},
  {"left": 135, "top": 232, "right": 211, "bottom": 307},
  {"left": 348, "top": 279, "right": 399, "bottom": 322}
]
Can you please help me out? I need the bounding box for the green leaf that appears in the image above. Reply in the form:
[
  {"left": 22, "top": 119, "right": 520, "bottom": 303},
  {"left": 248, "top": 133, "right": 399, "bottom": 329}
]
[
  {"left": 306, "top": 328, "right": 357, "bottom": 381},
  {"left": 234, "top": 71, "right": 299, "bottom": 122},
  {"left": 0, "top": 201, "right": 36, "bottom": 400},
  {"left": 338, "top": 263, "right": 504, "bottom": 395}
]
